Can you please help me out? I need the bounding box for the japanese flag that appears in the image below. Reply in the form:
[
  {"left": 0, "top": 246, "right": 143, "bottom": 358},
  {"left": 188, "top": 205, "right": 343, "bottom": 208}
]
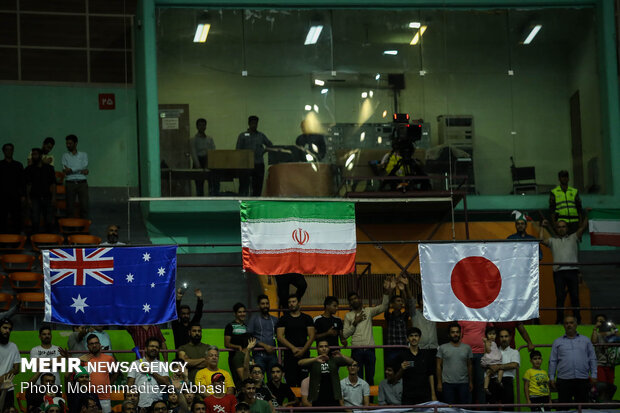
[{"left": 419, "top": 242, "right": 539, "bottom": 322}]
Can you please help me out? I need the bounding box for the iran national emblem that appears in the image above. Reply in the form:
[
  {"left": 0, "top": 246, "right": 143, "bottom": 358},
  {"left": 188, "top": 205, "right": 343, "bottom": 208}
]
[{"left": 292, "top": 228, "right": 309, "bottom": 245}]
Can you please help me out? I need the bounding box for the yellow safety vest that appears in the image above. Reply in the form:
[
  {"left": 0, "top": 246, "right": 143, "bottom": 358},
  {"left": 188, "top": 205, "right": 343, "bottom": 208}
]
[
  {"left": 385, "top": 153, "right": 405, "bottom": 177},
  {"left": 551, "top": 186, "right": 579, "bottom": 223}
]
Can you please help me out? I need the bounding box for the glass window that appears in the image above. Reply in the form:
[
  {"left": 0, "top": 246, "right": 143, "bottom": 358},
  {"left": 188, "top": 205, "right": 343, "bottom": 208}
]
[{"left": 156, "top": 6, "right": 603, "bottom": 197}]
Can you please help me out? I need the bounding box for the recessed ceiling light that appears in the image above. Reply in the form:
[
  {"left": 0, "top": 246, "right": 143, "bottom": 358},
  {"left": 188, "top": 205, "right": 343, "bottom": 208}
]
[
  {"left": 193, "top": 23, "right": 211, "bottom": 43},
  {"left": 410, "top": 26, "right": 427, "bottom": 45},
  {"left": 522, "top": 24, "right": 542, "bottom": 45},
  {"left": 304, "top": 25, "right": 323, "bottom": 45},
  {"left": 383, "top": 50, "right": 398, "bottom": 56}
]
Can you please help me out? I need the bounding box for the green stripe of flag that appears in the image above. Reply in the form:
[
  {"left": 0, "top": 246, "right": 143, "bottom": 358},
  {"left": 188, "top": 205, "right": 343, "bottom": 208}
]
[
  {"left": 589, "top": 209, "right": 620, "bottom": 221},
  {"left": 240, "top": 201, "right": 355, "bottom": 222}
]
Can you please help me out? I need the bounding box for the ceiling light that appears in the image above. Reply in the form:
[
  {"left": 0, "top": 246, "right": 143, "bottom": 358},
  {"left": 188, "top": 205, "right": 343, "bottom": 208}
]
[
  {"left": 313, "top": 104, "right": 319, "bottom": 113},
  {"left": 522, "top": 24, "right": 542, "bottom": 45},
  {"left": 369, "top": 90, "right": 374, "bottom": 98},
  {"left": 304, "top": 25, "right": 323, "bottom": 45},
  {"left": 314, "top": 79, "right": 325, "bottom": 86},
  {"left": 375, "top": 74, "right": 381, "bottom": 80},
  {"left": 382, "top": 110, "right": 387, "bottom": 118},
  {"left": 320, "top": 88, "right": 328, "bottom": 94},
  {"left": 193, "top": 23, "right": 211, "bottom": 43},
  {"left": 410, "top": 25, "right": 427, "bottom": 45},
  {"left": 304, "top": 105, "right": 312, "bottom": 111},
  {"left": 345, "top": 153, "right": 356, "bottom": 169},
  {"left": 377, "top": 137, "right": 383, "bottom": 144},
  {"left": 409, "top": 22, "right": 421, "bottom": 29},
  {"left": 383, "top": 50, "right": 398, "bottom": 56},
  {"left": 361, "top": 92, "right": 368, "bottom": 98},
  {"left": 360, "top": 132, "right": 366, "bottom": 142}
]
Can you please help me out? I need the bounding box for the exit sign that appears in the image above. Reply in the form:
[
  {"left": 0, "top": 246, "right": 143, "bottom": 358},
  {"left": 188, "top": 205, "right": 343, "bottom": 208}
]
[{"left": 99, "top": 93, "right": 115, "bottom": 110}]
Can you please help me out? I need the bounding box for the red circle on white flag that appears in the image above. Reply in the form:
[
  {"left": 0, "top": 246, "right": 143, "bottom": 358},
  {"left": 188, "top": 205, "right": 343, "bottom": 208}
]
[{"left": 450, "top": 256, "right": 502, "bottom": 309}]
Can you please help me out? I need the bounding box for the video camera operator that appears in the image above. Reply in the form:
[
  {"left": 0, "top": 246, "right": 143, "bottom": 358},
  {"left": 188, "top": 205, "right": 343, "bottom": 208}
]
[{"left": 379, "top": 115, "right": 430, "bottom": 191}]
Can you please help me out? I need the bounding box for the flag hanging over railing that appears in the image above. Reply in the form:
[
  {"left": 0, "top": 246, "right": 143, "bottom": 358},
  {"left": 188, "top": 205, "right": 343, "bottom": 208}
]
[
  {"left": 419, "top": 242, "right": 539, "bottom": 322},
  {"left": 43, "top": 246, "right": 177, "bottom": 325},
  {"left": 589, "top": 209, "right": 620, "bottom": 247},
  {"left": 241, "top": 201, "right": 356, "bottom": 275}
]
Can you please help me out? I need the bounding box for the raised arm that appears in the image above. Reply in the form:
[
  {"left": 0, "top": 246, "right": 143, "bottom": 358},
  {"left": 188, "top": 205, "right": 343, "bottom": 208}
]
[
  {"left": 516, "top": 323, "right": 535, "bottom": 352},
  {"left": 575, "top": 214, "right": 589, "bottom": 239},
  {"left": 369, "top": 294, "right": 391, "bottom": 318},
  {"left": 192, "top": 289, "right": 203, "bottom": 323}
]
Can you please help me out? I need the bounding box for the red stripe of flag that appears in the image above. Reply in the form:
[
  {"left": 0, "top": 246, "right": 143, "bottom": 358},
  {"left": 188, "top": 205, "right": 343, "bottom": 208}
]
[{"left": 242, "top": 247, "right": 355, "bottom": 275}]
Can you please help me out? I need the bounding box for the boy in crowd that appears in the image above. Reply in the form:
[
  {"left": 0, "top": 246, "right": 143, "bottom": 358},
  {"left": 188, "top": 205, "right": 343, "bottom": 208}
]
[
  {"left": 204, "top": 373, "right": 237, "bottom": 413},
  {"left": 523, "top": 350, "right": 550, "bottom": 409}
]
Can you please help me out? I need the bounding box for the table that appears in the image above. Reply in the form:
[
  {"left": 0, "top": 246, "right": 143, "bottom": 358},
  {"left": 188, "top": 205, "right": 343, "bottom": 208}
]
[{"left": 265, "top": 162, "right": 334, "bottom": 197}]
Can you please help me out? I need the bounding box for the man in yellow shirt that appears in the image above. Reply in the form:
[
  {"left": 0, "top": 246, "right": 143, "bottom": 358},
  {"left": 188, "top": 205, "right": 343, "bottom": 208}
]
[{"left": 194, "top": 345, "right": 235, "bottom": 395}]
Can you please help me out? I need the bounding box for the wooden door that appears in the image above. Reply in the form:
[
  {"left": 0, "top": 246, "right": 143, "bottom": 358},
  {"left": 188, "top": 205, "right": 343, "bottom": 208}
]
[{"left": 159, "top": 104, "right": 191, "bottom": 196}]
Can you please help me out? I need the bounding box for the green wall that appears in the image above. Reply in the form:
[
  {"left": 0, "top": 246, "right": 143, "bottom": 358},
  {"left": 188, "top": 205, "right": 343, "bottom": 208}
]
[{"left": 0, "top": 84, "right": 139, "bottom": 188}]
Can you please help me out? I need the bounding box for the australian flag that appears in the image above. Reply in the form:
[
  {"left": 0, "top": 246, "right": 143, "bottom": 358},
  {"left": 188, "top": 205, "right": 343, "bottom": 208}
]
[{"left": 43, "top": 246, "right": 177, "bottom": 325}]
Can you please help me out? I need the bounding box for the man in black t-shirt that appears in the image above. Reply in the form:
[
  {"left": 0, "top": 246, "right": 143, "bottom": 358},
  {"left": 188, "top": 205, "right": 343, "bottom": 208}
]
[
  {"left": 267, "top": 364, "right": 298, "bottom": 407},
  {"left": 0, "top": 143, "right": 25, "bottom": 233},
  {"left": 395, "top": 327, "right": 437, "bottom": 405},
  {"left": 313, "top": 296, "right": 346, "bottom": 352},
  {"left": 25, "top": 147, "right": 55, "bottom": 233},
  {"left": 171, "top": 288, "right": 203, "bottom": 348},
  {"left": 276, "top": 294, "right": 315, "bottom": 386}
]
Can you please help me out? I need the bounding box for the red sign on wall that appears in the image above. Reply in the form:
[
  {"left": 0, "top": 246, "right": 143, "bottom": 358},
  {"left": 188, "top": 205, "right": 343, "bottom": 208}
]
[{"left": 99, "top": 93, "right": 115, "bottom": 110}]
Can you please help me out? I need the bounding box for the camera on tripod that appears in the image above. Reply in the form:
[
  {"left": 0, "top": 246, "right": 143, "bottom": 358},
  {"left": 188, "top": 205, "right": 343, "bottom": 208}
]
[
  {"left": 378, "top": 113, "right": 429, "bottom": 192},
  {"left": 391, "top": 113, "right": 422, "bottom": 159}
]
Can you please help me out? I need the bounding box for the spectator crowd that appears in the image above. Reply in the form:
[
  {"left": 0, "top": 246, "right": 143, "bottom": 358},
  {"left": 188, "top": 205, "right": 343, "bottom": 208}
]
[{"left": 0, "top": 277, "right": 612, "bottom": 413}]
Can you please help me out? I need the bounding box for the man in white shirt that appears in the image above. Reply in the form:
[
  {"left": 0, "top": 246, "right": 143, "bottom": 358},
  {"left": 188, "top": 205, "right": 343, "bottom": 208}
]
[
  {"left": 540, "top": 218, "right": 588, "bottom": 324},
  {"left": 127, "top": 337, "right": 171, "bottom": 409},
  {"left": 190, "top": 118, "right": 217, "bottom": 196},
  {"left": 62, "top": 134, "right": 89, "bottom": 218},
  {"left": 487, "top": 328, "right": 520, "bottom": 408},
  {"left": 343, "top": 282, "right": 394, "bottom": 385},
  {"left": 0, "top": 318, "right": 20, "bottom": 410},
  {"left": 340, "top": 362, "right": 370, "bottom": 407},
  {"left": 29, "top": 324, "right": 62, "bottom": 385}
]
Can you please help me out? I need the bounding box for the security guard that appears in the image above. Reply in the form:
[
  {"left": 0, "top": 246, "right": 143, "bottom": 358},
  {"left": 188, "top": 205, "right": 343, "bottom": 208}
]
[{"left": 549, "top": 170, "right": 583, "bottom": 234}]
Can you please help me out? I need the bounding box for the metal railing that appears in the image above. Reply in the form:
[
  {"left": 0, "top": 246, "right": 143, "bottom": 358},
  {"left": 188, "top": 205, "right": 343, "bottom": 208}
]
[{"left": 278, "top": 402, "right": 620, "bottom": 413}]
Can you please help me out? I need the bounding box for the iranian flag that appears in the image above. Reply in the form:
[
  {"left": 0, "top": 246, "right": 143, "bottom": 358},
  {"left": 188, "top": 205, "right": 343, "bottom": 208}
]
[
  {"left": 240, "top": 201, "right": 356, "bottom": 275},
  {"left": 589, "top": 209, "right": 620, "bottom": 247}
]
